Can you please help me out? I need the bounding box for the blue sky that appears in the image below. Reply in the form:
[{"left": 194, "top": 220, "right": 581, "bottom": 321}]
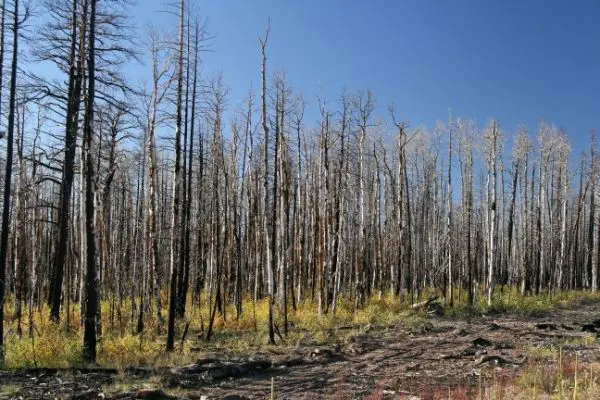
[{"left": 132, "top": 0, "right": 599, "bottom": 157}]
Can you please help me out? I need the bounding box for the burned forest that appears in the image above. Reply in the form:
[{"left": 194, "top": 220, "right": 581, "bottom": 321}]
[{"left": 0, "top": 0, "right": 599, "bottom": 399}]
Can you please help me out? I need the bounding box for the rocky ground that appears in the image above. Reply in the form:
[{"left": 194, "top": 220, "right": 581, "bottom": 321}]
[{"left": 2, "top": 299, "right": 600, "bottom": 399}]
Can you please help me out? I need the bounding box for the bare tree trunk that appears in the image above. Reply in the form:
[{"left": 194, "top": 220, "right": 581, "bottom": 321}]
[
  {"left": 539, "top": 136, "right": 547, "bottom": 293},
  {"left": 180, "top": 21, "right": 199, "bottom": 319},
  {"left": 354, "top": 91, "right": 374, "bottom": 308},
  {"left": 83, "top": 0, "right": 98, "bottom": 363},
  {"left": 589, "top": 137, "right": 597, "bottom": 291},
  {"left": 29, "top": 116, "right": 42, "bottom": 338},
  {"left": 259, "top": 21, "right": 275, "bottom": 345},
  {"left": 50, "top": 0, "right": 85, "bottom": 322},
  {"left": 13, "top": 100, "right": 27, "bottom": 338},
  {"left": 507, "top": 160, "right": 519, "bottom": 290},
  {"left": 177, "top": 14, "right": 192, "bottom": 318},
  {"left": 0, "top": 0, "right": 20, "bottom": 362},
  {"left": 331, "top": 95, "right": 348, "bottom": 313},
  {"left": 166, "top": 0, "right": 185, "bottom": 352},
  {"left": 487, "top": 121, "right": 498, "bottom": 306},
  {"left": 447, "top": 119, "right": 453, "bottom": 306}
]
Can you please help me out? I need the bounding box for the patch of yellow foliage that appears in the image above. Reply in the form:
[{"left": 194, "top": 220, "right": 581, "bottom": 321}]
[{"left": 1, "top": 287, "right": 599, "bottom": 369}]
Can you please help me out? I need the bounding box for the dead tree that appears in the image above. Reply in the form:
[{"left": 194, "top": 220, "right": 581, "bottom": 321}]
[
  {"left": 0, "top": 0, "right": 24, "bottom": 362},
  {"left": 82, "top": 0, "right": 98, "bottom": 363},
  {"left": 49, "top": 0, "right": 86, "bottom": 322},
  {"left": 166, "top": 0, "right": 186, "bottom": 352},
  {"left": 259, "top": 20, "right": 276, "bottom": 345},
  {"left": 447, "top": 117, "right": 453, "bottom": 306},
  {"left": 486, "top": 120, "right": 499, "bottom": 306}
]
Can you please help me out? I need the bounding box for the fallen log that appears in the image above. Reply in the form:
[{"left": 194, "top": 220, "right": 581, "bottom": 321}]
[
  {"left": 203, "top": 360, "right": 272, "bottom": 381},
  {"left": 411, "top": 296, "right": 439, "bottom": 310},
  {"left": 169, "top": 359, "right": 273, "bottom": 386}
]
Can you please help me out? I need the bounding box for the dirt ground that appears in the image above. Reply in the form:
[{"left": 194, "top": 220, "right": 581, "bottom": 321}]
[{"left": 2, "top": 299, "right": 600, "bottom": 400}]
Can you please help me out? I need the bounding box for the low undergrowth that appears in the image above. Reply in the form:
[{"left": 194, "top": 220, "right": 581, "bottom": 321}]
[
  {"left": 1, "top": 287, "right": 599, "bottom": 370},
  {"left": 445, "top": 286, "right": 600, "bottom": 318},
  {"left": 407, "top": 351, "right": 600, "bottom": 399}
]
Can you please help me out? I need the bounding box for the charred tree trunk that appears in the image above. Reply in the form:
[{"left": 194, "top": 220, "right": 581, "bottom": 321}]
[
  {"left": 82, "top": 0, "right": 98, "bottom": 363},
  {"left": 0, "top": 0, "right": 20, "bottom": 362},
  {"left": 50, "top": 0, "right": 85, "bottom": 322},
  {"left": 166, "top": 0, "right": 185, "bottom": 352}
]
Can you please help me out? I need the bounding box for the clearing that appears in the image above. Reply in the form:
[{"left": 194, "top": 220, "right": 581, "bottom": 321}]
[{"left": 2, "top": 298, "right": 600, "bottom": 399}]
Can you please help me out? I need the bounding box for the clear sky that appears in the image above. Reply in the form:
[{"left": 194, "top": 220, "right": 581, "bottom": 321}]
[{"left": 133, "top": 0, "right": 600, "bottom": 157}]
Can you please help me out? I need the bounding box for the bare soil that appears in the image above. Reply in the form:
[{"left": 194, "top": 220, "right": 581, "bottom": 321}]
[{"left": 2, "top": 299, "right": 600, "bottom": 400}]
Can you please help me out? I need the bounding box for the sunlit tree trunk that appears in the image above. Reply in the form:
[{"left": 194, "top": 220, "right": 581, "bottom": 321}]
[
  {"left": 166, "top": 0, "right": 185, "bottom": 352},
  {"left": 487, "top": 121, "right": 498, "bottom": 306}
]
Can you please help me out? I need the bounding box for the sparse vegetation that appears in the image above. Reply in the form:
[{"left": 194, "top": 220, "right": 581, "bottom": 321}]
[
  {"left": 0, "top": 0, "right": 597, "bottom": 398},
  {"left": 0, "top": 383, "right": 21, "bottom": 399},
  {"left": 1, "top": 290, "right": 600, "bottom": 398},
  {"left": 1, "top": 287, "right": 598, "bottom": 371}
]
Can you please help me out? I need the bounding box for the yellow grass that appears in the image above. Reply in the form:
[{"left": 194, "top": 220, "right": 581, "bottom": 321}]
[{"left": 1, "top": 287, "right": 599, "bottom": 369}]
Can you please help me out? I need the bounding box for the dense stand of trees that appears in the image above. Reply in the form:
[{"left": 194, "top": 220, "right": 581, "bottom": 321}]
[{"left": 0, "top": 0, "right": 596, "bottom": 363}]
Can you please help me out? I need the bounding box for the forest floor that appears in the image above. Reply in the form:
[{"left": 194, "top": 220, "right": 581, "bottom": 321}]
[{"left": 2, "top": 297, "right": 600, "bottom": 399}]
